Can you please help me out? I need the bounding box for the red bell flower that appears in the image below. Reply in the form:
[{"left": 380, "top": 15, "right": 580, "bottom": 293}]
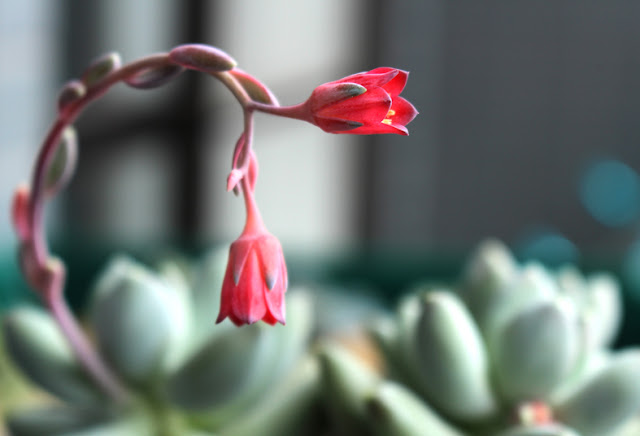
[
  {"left": 216, "top": 230, "right": 288, "bottom": 326},
  {"left": 304, "top": 67, "right": 418, "bottom": 135}
]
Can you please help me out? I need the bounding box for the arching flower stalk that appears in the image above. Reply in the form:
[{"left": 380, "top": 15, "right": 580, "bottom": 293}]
[{"left": 11, "top": 43, "right": 417, "bottom": 402}]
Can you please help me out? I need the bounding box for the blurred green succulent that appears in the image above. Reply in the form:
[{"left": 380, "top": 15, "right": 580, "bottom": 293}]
[
  {"left": 1, "top": 248, "right": 320, "bottom": 436},
  {"left": 320, "top": 240, "right": 640, "bottom": 436}
]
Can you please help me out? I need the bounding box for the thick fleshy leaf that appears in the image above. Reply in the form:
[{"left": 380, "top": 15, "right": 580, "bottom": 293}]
[
  {"left": 217, "top": 356, "right": 321, "bottom": 436},
  {"left": 318, "top": 343, "right": 380, "bottom": 435},
  {"left": 7, "top": 406, "right": 109, "bottom": 436},
  {"left": 482, "top": 262, "right": 557, "bottom": 346},
  {"left": 190, "top": 247, "right": 230, "bottom": 347},
  {"left": 124, "top": 63, "right": 184, "bottom": 89},
  {"left": 2, "top": 307, "right": 104, "bottom": 405},
  {"left": 169, "top": 44, "right": 236, "bottom": 73},
  {"left": 166, "top": 324, "right": 270, "bottom": 411},
  {"left": 90, "top": 256, "right": 189, "bottom": 383},
  {"left": 554, "top": 349, "right": 640, "bottom": 436},
  {"left": 585, "top": 273, "right": 621, "bottom": 349},
  {"left": 414, "top": 292, "right": 497, "bottom": 422},
  {"left": 45, "top": 127, "right": 78, "bottom": 198},
  {"left": 458, "top": 239, "right": 517, "bottom": 328},
  {"left": 82, "top": 52, "right": 121, "bottom": 87},
  {"left": 496, "top": 425, "right": 581, "bottom": 436},
  {"left": 366, "top": 382, "right": 465, "bottom": 436},
  {"left": 492, "top": 298, "right": 580, "bottom": 402}
]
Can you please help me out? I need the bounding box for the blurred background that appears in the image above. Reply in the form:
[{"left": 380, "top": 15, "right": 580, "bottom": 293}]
[{"left": 4, "top": 1, "right": 640, "bottom": 324}]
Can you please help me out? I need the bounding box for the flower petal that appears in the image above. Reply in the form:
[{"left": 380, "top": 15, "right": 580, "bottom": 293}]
[
  {"left": 312, "top": 117, "right": 363, "bottom": 133},
  {"left": 230, "top": 238, "right": 253, "bottom": 284},
  {"left": 390, "top": 97, "right": 419, "bottom": 126},
  {"left": 335, "top": 69, "right": 399, "bottom": 90},
  {"left": 216, "top": 260, "right": 235, "bottom": 324},
  {"left": 350, "top": 122, "right": 409, "bottom": 136},
  {"left": 317, "top": 87, "right": 391, "bottom": 122},
  {"left": 231, "top": 250, "right": 267, "bottom": 324},
  {"left": 381, "top": 70, "right": 409, "bottom": 97},
  {"left": 263, "top": 267, "right": 286, "bottom": 325},
  {"left": 256, "top": 234, "right": 284, "bottom": 290}
]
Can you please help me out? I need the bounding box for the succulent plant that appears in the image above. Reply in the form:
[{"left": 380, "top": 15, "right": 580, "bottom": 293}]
[
  {"left": 320, "top": 240, "right": 640, "bottom": 436},
  {"left": 2, "top": 248, "right": 320, "bottom": 436}
]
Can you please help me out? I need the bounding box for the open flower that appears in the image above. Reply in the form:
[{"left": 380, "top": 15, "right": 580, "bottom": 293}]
[
  {"left": 216, "top": 230, "right": 287, "bottom": 326},
  {"left": 304, "top": 67, "right": 418, "bottom": 135}
]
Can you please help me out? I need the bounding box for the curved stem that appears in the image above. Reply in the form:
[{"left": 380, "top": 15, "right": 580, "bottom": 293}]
[
  {"left": 22, "top": 47, "right": 280, "bottom": 405},
  {"left": 43, "top": 262, "right": 128, "bottom": 401},
  {"left": 212, "top": 71, "right": 253, "bottom": 108},
  {"left": 249, "top": 101, "right": 309, "bottom": 121}
]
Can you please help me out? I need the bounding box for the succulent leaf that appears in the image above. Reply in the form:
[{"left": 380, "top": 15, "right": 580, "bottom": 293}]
[
  {"left": 459, "top": 239, "right": 517, "bottom": 328},
  {"left": 554, "top": 349, "right": 640, "bottom": 436},
  {"left": 496, "top": 424, "right": 581, "bottom": 436},
  {"left": 217, "top": 356, "right": 321, "bottom": 436},
  {"left": 90, "top": 256, "right": 189, "bottom": 384},
  {"left": 492, "top": 297, "right": 580, "bottom": 402},
  {"left": 366, "top": 381, "right": 466, "bottom": 436},
  {"left": 414, "top": 292, "right": 497, "bottom": 422},
  {"left": 318, "top": 343, "right": 380, "bottom": 435},
  {"left": 2, "top": 307, "right": 104, "bottom": 405},
  {"left": 166, "top": 324, "right": 270, "bottom": 411},
  {"left": 6, "top": 406, "right": 109, "bottom": 436},
  {"left": 481, "top": 262, "right": 557, "bottom": 347}
]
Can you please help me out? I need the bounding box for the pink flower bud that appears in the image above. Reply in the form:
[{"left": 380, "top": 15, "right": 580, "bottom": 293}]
[
  {"left": 169, "top": 44, "right": 237, "bottom": 74},
  {"left": 216, "top": 231, "right": 287, "bottom": 326},
  {"left": 304, "top": 67, "right": 418, "bottom": 135},
  {"left": 226, "top": 169, "right": 243, "bottom": 192},
  {"left": 11, "top": 184, "right": 31, "bottom": 241}
]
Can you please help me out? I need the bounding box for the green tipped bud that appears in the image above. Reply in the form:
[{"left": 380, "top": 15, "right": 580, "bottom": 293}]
[
  {"left": 2, "top": 307, "right": 103, "bottom": 405},
  {"left": 492, "top": 297, "right": 579, "bottom": 402},
  {"left": 82, "top": 52, "right": 121, "bottom": 87},
  {"left": 125, "top": 63, "right": 185, "bottom": 90},
  {"left": 169, "top": 44, "right": 236, "bottom": 73},
  {"left": 90, "top": 256, "right": 189, "bottom": 384},
  {"left": 414, "top": 292, "right": 497, "bottom": 422},
  {"left": 57, "top": 80, "right": 86, "bottom": 113},
  {"left": 366, "top": 382, "right": 465, "bottom": 436},
  {"left": 45, "top": 127, "right": 77, "bottom": 198},
  {"left": 554, "top": 349, "right": 640, "bottom": 436},
  {"left": 229, "top": 69, "right": 279, "bottom": 105}
]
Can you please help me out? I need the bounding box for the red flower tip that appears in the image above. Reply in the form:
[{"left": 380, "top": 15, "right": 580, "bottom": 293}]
[
  {"left": 216, "top": 231, "right": 287, "bottom": 326},
  {"left": 305, "top": 67, "right": 418, "bottom": 135}
]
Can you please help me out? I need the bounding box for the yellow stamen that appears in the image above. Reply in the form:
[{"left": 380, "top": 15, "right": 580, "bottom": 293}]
[
  {"left": 387, "top": 109, "right": 396, "bottom": 117},
  {"left": 381, "top": 119, "right": 392, "bottom": 125}
]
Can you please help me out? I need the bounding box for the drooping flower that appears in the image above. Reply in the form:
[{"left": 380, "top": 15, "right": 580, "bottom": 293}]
[
  {"left": 303, "top": 67, "right": 418, "bottom": 135},
  {"left": 216, "top": 230, "right": 288, "bottom": 326}
]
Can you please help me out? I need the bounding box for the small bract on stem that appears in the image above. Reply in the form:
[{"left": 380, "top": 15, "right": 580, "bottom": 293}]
[{"left": 11, "top": 43, "right": 417, "bottom": 402}]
